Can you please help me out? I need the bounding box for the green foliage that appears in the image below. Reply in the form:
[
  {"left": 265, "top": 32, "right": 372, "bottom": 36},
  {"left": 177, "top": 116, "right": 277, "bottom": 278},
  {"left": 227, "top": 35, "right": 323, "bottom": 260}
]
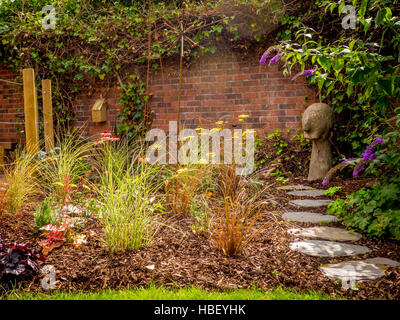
[
  {"left": 6, "top": 285, "right": 338, "bottom": 300},
  {"left": 274, "top": 0, "right": 400, "bottom": 156},
  {"left": 324, "top": 186, "right": 342, "bottom": 197},
  {"left": 3, "top": 150, "right": 42, "bottom": 215},
  {"left": 39, "top": 131, "right": 93, "bottom": 202},
  {"left": 33, "top": 197, "right": 61, "bottom": 231},
  {"left": 117, "top": 75, "right": 148, "bottom": 138},
  {"left": 0, "top": 0, "right": 286, "bottom": 136},
  {"left": 327, "top": 183, "right": 400, "bottom": 240},
  {"left": 255, "top": 129, "right": 311, "bottom": 178},
  {"left": 97, "top": 141, "right": 165, "bottom": 253},
  {"left": 189, "top": 194, "right": 212, "bottom": 235},
  {"left": 327, "top": 119, "right": 400, "bottom": 240}
]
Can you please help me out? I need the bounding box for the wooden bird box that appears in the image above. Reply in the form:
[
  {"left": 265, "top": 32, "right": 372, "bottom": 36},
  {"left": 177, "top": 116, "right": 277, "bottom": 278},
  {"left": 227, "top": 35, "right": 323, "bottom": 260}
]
[{"left": 92, "top": 98, "right": 107, "bottom": 122}]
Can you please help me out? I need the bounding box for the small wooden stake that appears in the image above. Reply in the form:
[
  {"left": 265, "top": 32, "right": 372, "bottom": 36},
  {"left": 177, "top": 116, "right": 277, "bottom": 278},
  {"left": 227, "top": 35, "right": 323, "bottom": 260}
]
[
  {"left": 0, "top": 146, "right": 4, "bottom": 172},
  {"left": 22, "top": 68, "right": 39, "bottom": 154},
  {"left": 42, "top": 79, "right": 54, "bottom": 152}
]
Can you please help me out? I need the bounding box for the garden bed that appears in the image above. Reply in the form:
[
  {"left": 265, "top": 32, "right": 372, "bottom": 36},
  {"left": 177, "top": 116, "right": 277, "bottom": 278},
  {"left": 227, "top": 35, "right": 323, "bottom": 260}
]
[{"left": 1, "top": 176, "right": 399, "bottom": 300}]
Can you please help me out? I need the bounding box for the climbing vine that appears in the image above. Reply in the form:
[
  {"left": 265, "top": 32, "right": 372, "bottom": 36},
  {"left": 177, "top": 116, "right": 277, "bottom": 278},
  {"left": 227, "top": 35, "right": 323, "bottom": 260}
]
[{"left": 0, "top": 0, "right": 296, "bottom": 136}]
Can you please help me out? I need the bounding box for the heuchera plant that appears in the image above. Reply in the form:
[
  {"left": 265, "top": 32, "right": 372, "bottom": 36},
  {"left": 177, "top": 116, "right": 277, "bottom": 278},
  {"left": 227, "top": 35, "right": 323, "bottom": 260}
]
[{"left": 0, "top": 233, "right": 45, "bottom": 290}]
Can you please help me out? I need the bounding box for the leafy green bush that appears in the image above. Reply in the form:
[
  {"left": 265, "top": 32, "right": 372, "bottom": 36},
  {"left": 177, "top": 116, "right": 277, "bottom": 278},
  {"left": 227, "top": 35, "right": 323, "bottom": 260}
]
[
  {"left": 327, "top": 119, "right": 400, "bottom": 240},
  {"left": 327, "top": 183, "right": 400, "bottom": 240}
]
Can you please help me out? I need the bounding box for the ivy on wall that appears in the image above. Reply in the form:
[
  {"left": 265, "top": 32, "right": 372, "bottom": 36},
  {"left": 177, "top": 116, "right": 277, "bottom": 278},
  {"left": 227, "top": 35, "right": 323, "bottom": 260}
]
[{"left": 0, "top": 0, "right": 295, "bottom": 137}]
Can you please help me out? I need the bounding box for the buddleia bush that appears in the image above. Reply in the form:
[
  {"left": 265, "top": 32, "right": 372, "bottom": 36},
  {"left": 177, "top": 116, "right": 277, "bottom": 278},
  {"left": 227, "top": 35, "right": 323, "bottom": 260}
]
[{"left": 327, "top": 117, "right": 400, "bottom": 240}]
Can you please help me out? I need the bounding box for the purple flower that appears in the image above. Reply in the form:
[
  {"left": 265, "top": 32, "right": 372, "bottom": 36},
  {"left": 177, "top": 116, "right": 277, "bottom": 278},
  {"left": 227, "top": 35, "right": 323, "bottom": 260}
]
[
  {"left": 375, "top": 138, "right": 383, "bottom": 144},
  {"left": 353, "top": 165, "right": 365, "bottom": 177},
  {"left": 259, "top": 52, "right": 270, "bottom": 66},
  {"left": 269, "top": 51, "right": 283, "bottom": 64},
  {"left": 341, "top": 157, "right": 354, "bottom": 164},
  {"left": 303, "top": 69, "right": 316, "bottom": 77},
  {"left": 322, "top": 179, "right": 328, "bottom": 186},
  {"left": 361, "top": 142, "right": 378, "bottom": 161}
]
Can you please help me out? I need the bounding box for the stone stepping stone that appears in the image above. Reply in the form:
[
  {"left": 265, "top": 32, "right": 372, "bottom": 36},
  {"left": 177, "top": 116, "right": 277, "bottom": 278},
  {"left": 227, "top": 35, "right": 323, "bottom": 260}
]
[
  {"left": 282, "top": 211, "right": 337, "bottom": 223},
  {"left": 320, "top": 261, "right": 385, "bottom": 289},
  {"left": 277, "top": 185, "right": 313, "bottom": 191},
  {"left": 364, "top": 257, "right": 399, "bottom": 268},
  {"left": 288, "top": 227, "right": 361, "bottom": 242},
  {"left": 289, "top": 240, "right": 371, "bottom": 257},
  {"left": 290, "top": 199, "right": 332, "bottom": 208},
  {"left": 287, "top": 189, "right": 326, "bottom": 197}
]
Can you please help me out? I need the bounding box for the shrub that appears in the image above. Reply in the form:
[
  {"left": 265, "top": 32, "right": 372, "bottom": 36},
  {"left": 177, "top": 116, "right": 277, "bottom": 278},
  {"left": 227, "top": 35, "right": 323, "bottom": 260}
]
[
  {"left": 327, "top": 119, "right": 400, "bottom": 240},
  {"left": 327, "top": 183, "right": 400, "bottom": 240}
]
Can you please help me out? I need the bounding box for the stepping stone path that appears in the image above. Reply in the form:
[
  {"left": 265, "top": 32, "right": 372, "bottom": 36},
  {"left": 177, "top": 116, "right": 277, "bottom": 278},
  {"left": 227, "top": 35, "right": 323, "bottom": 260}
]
[
  {"left": 282, "top": 211, "right": 338, "bottom": 223},
  {"left": 288, "top": 226, "right": 362, "bottom": 242},
  {"left": 320, "top": 261, "right": 385, "bottom": 289},
  {"left": 287, "top": 189, "right": 326, "bottom": 197},
  {"left": 289, "top": 240, "right": 371, "bottom": 257},
  {"left": 290, "top": 199, "right": 332, "bottom": 208},
  {"left": 364, "top": 257, "right": 399, "bottom": 268},
  {"left": 279, "top": 186, "right": 399, "bottom": 290},
  {"left": 277, "top": 185, "right": 314, "bottom": 191}
]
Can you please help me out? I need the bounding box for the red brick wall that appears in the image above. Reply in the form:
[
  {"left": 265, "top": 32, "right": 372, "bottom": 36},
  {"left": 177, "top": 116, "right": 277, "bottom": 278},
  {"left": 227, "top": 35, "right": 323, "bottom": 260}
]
[
  {"left": 73, "top": 87, "right": 121, "bottom": 137},
  {"left": 149, "top": 53, "right": 317, "bottom": 133},
  {"left": 0, "top": 52, "right": 317, "bottom": 142},
  {"left": 0, "top": 68, "right": 24, "bottom": 143}
]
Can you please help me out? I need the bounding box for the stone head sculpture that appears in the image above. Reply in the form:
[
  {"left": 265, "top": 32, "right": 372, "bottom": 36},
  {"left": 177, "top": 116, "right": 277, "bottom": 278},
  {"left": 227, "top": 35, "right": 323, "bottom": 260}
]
[{"left": 302, "top": 103, "right": 334, "bottom": 181}]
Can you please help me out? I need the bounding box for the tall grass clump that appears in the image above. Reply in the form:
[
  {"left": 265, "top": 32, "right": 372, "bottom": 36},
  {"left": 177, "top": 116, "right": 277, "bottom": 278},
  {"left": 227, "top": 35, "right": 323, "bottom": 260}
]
[
  {"left": 165, "top": 164, "right": 212, "bottom": 217},
  {"left": 39, "top": 130, "right": 94, "bottom": 202},
  {"left": 97, "top": 141, "right": 164, "bottom": 253},
  {"left": 211, "top": 167, "right": 271, "bottom": 256},
  {"left": 2, "top": 150, "right": 41, "bottom": 215}
]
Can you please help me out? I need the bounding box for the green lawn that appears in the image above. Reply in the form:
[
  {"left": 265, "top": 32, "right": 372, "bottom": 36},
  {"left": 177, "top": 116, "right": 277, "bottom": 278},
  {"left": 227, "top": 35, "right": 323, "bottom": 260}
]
[{"left": 6, "top": 285, "right": 340, "bottom": 300}]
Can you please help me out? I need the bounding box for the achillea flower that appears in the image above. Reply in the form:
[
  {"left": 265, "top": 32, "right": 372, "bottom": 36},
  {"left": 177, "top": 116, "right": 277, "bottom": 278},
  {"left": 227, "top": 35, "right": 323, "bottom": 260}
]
[{"left": 269, "top": 51, "right": 284, "bottom": 65}]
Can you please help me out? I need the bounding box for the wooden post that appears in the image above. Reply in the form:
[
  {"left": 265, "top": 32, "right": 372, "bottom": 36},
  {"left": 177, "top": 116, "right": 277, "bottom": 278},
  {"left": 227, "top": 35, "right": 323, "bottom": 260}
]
[
  {"left": 0, "top": 146, "right": 4, "bottom": 172},
  {"left": 22, "top": 68, "right": 39, "bottom": 154},
  {"left": 42, "top": 79, "right": 54, "bottom": 152}
]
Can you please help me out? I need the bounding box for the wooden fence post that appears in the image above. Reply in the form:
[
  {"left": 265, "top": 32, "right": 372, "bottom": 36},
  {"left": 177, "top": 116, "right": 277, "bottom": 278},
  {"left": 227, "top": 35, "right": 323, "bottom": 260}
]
[
  {"left": 42, "top": 79, "right": 54, "bottom": 152},
  {"left": 22, "top": 68, "right": 39, "bottom": 154}
]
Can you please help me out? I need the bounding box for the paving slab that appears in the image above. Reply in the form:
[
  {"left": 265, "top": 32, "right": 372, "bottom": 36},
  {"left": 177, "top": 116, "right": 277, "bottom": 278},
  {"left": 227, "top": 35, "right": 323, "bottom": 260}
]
[
  {"left": 289, "top": 240, "right": 371, "bottom": 257},
  {"left": 288, "top": 227, "right": 362, "bottom": 242},
  {"left": 289, "top": 199, "right": 332, "bottom": 208},
  {"left": 277, "top": 185, "right": 313, "bottom": 191},
  {"left": 287, "top": 189, "right": 326, "bottom": 197},
  {"left": 282, "top": 212, "right": 337, "bottom": 223},
  {"left": 364, "top": 257, "right": 399, "bottom": 268},
  {"left": 320, "top": 261, "right": 385, "bottom": 289}
]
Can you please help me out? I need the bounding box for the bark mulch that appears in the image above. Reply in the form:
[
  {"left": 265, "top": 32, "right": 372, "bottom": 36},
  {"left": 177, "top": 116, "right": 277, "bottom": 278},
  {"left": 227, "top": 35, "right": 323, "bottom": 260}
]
[{"left": 0, "top": 176, "right": 399, "bottom": 300}]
